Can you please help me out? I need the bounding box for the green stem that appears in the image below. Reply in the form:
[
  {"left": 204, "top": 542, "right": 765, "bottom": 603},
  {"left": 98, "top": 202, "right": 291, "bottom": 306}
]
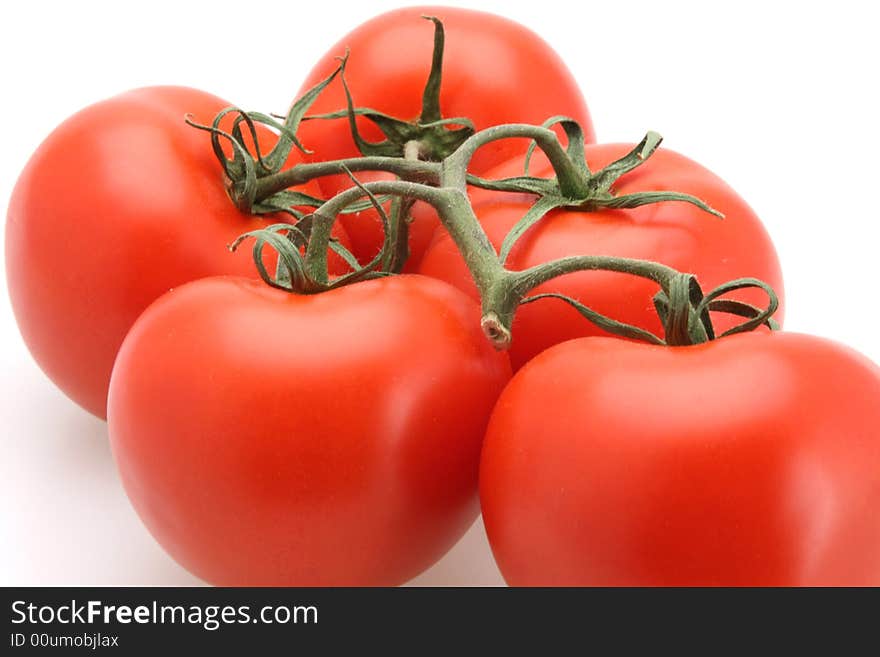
[
  {"left": 238, "top": 125, "right": 773, "bottom": 349},
  {"left": 511, "top": 256, "right": 680, "bottom": 297},
  {"left": 298, "top": 178, "right": 724, "bottom": 350},
  {"left": 382, "top": 140, "right": 432, "bottom": 272},
  {"left": 303, "top": 180, "right": 504, "bottom": 294},
  {"left": 224, "top": 85, "right": 770, "bottom": 349},
  {"left": 381, "top": 195, "right": 414, "bottom": 273},
  {"left": 252, "top": 157, "right": 440, "bottom": 203},
  {"left": 476, "top": 255, "right": 684, "bottom": 349},
  {"left": 443, "top": 123, "right": 590, "bottom": 198},
  {"left": 244, "top": 161, "right": 777, "bottom": 349},
  {"left": 419, "top": 16, "right": 445, "bottom": 124}
]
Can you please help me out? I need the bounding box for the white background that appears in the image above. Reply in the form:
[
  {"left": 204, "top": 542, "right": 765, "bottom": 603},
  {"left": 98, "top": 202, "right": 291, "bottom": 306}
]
[{"left": 1, "top": 0, "right": 878, "bottom": 586}]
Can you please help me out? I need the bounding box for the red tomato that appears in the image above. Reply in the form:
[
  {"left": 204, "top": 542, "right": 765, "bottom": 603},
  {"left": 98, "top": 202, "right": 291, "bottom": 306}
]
[
  {"left": 108, "top": 275, "right": 511, "bottom": 586},
  {"left": 5, "top": 87, "right": 349, "bottom": 418},
  {"left": 419, "top": 146, "right": 784, "bottom": 370},
  {"left": 296, "top": 6, "right": 593, "bottom": 269},
  {"left": 481, "top": 332, "right": 880, "bottom": 586}
]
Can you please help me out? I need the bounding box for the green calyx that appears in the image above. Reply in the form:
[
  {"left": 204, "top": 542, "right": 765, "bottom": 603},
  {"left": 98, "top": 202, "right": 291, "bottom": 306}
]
[
  {"left": 185, "top": 59, "right": 347, "bottom": 217},
  {"left": 228, "top": 173, "right": 400, "bottom": 295},
  {"left": 521, "top": 272, "right": 780, "bottom": 348},
  {"left": 303, "top": 16, "right": 475, "bottom": 162},
  {"left": 476, "top": 126, "right": 725, "bottom": 264}
]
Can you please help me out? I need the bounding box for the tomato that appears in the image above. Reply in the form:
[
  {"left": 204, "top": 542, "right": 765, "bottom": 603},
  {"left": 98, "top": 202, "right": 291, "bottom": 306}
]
[
  {"left": 419, "top": 146, "right": 785, "bottom": 370},
  {"left": 296, "top": 6, "right": 594, "bottom": 269},
  {"left": 480, "top": 332, "right": 880, "bottom": 586},
  {"left": 107, "top": 275, "right": 511, "bottom": 586},
  {"left": 5, "top": 86, "right": 349, "bottom": 418}
]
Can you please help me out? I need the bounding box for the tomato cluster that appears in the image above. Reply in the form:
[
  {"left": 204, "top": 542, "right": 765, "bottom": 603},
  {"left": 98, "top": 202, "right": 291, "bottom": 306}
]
[{"left": 6, "top": 7, "right": 880, "bottom": 586}]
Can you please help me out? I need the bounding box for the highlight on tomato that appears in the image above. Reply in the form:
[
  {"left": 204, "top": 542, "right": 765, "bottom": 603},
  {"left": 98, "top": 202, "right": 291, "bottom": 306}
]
[{"left": 296, "top": 6, "right": 595, "bottom": 269}]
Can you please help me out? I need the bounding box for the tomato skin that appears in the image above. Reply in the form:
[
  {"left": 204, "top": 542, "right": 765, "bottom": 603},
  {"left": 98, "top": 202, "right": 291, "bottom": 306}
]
[
  {"left": 480, "top": 332, "right": 880, "bottom": 586},
  {"left": 5, "top": 87, "right": 346, "bottom": 418},
  {"left": 107, "top": 275, "right": 511, "bottom": 586},
  {"left": 419, "top": 146, "right": 785, "bottom": 370},
  {"left": 297, "top": 6, "right": 594, "bottom": 267}
]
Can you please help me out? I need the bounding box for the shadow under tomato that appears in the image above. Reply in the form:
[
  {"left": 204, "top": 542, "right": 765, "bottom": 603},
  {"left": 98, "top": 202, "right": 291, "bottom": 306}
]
[
  {"left": 1, "top": 370, "right": 202, "bottom": 586},
  {"left": 405, "top": 517, "right": 506, "bottom": 587}
]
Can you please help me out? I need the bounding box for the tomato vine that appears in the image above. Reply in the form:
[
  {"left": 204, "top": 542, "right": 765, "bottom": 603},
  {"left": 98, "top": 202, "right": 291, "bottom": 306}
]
[{"left": 187, "top": 16, "right": 781, "bottom": 352}]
